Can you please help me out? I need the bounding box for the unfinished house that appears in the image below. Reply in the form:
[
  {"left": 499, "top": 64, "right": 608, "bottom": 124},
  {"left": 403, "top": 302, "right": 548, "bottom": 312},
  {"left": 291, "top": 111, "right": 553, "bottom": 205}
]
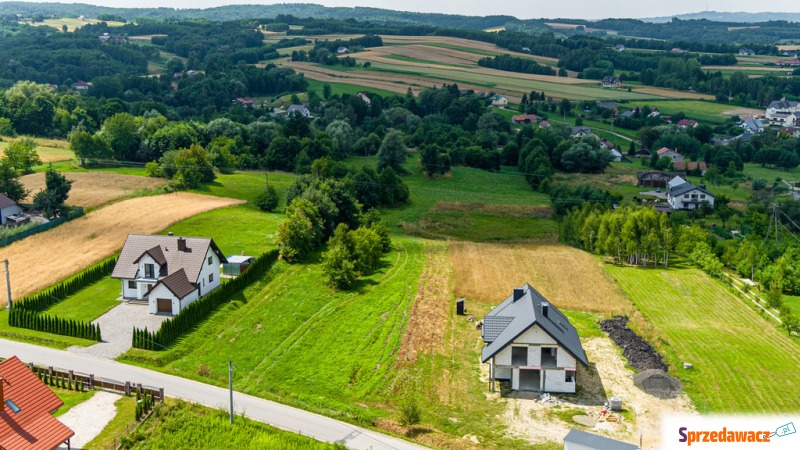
[{"left": 481, "top": 284, "right": 588, "bottom": 393}]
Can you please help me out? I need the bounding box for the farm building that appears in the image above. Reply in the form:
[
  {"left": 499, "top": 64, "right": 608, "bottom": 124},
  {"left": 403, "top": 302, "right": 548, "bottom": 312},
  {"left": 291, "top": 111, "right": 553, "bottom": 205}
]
[
  {"left": 222, "top": 254, "right": 254, "bottom": 277},
  {"left": 111, "top": 234, "right": 227, "bottom": 315},
  {"left": 512, "top": 114, "right": 538, "bottom": 125},
  {"left": 0, "top": 356, "right": 75, "bottom": 450},
  {"left": 72, "top": 81, "right": 91, "bottom": 91},
  {"left": 563, "top": 429, "right": 638, "bottom": 450},
  {"left": 235, "top": 98, "right": 256, "bottom": 108},
  {"left": 677, "top": 119, "right": 698, "bottom": 129},
  {"left": 673, "top": 161, "right": 708, "bottom": 175},
  {"left": 656, "top": 147, "right": 685, "bottom": 163},
  {"left": 481, "top": 284, "right": 588, "bottom": 393},
  {"left": 667, "top": 179, "right": 715, "bottom": 210},
  {"left": 636, "top": 171, "right": 684, "bottom": 188},
  {"left": 0, "top": 194, "right": 23, "bottom": 226}
]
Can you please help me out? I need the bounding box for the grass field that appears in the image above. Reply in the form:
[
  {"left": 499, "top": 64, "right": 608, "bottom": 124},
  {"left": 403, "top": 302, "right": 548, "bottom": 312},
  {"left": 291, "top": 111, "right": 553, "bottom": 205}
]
[
  {"left": 20, "top": 172, "right": 167, "bottom": 209},
  {"left": 743, "top": 163, "right": 800, "bottom": 182},
  {"left": 633, "top": 100, "right": 761, "bottom": 123},
  {"left": 404, "top": 204, "right": 557, "bottom": 242},
  {"left": 121, "top": 236, "right": 425, "bottom": 425},
  {"left": 606, "top": 262, "right": 800, "bottom": 413},
  {"left": 46, "top": 277, "right": 121, "bottom": 322},
  {"left": 0, "top": 136, "right": 74, "bottom": 163},
  {"left": 783, "top": 295, "right": 800, "bottom": 317},
  {"left": 0, "top": 192, "right": 243, "bottom": 304},
  {"left": 305, "top": 78, "right": 398, "bottom": 98},
  {"left": 118, "top": 400, "right": 343, "bottom": 449},
  {"left": 191, "top": 171, "right": 297, "bottom": 210}
]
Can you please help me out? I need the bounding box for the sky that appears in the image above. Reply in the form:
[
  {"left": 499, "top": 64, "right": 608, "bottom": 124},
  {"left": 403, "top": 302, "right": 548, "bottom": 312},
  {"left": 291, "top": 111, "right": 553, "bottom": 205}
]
[{"left": 43, "top": 0, "right": 800, "bottom": 20}]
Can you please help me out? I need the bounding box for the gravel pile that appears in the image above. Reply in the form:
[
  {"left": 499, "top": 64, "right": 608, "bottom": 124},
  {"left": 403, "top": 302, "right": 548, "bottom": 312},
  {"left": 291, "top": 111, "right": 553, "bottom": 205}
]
[
  {"left": 599, "top": 316, "right": 667, "bottom": 372},
  {"left": 633, "top": 369, "right": 683, "bottom": 399}
]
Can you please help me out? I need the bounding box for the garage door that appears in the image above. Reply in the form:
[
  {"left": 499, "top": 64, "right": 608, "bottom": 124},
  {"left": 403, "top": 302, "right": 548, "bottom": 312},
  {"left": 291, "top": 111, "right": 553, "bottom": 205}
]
[{"left": 157, "top": 298, "right": 172, "bottom": 314}]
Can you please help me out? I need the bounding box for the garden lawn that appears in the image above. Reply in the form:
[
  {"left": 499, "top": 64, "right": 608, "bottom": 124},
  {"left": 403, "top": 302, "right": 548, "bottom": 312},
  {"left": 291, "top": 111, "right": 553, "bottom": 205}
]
[
  {"left": 46, "top": 278, "right": 121, "bottom": 323},
  {"left": 743, "top": 163, "right": 800, "bottom": 182},
  {"left": 162, "top": 205, "right": 281, "bottom": 256},
  {"left": 606, "top": 262, "right": 800, "bottom": 413},
  {"left": 783, "top": 295, "right": 800, "bottom": 317},
  {"left": 116, "top": 400, "right": 343, "bottom": 449},
  {"left": 635, "top": 100, "right": 760, "bottom": 123},
  {"left": 120, "top": 236, "right": 426, "bottom": 425},
  {"left": 0, "top": 309, "right": 95, "bottom": 349}
]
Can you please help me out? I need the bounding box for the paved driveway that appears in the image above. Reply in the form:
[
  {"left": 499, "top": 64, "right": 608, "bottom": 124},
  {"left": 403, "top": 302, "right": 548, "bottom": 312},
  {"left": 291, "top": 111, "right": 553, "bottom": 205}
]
[
  {"left": 68, "top": 302, "right": 168, "bottom": 359},
  {"left": 56, "top": 391, "right": 121, "bottom": 449}
]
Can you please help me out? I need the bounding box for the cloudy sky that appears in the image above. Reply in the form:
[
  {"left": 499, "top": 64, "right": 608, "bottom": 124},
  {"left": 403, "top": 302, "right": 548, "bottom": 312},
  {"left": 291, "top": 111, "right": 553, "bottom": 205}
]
[{"left": 50, "top": 0, "right": 800, "bottom": 19}]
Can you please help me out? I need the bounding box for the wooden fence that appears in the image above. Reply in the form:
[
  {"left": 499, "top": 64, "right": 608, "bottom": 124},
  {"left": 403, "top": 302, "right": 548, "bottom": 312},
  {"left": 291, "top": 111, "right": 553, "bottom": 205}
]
[{"left": 25, "top": 361, "right": 165, "bottom": 401}]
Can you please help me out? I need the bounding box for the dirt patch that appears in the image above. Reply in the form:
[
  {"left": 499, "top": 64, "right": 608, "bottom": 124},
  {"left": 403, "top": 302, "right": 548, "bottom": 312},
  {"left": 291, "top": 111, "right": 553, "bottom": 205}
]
[
  {"left": 630, "top": 87, "right": 714, "bottom": 100},
  {"left": 397, "top": 241, "right": 453, "bottom": 363},
  {"left": 720, "top": 107, "right": 765, "bottom": 116},
  {"left": 20, "top": 172, "right": 167, "bottom": 209},
  {"left": 600, "top": 316, "right": 668, "bottom": 372},
  {"left": 450, "top": 242, "right": 634, "bottom": 314},
  {"left": 432, "top": 202, "right": 553, "bottom": 219},
  {"left": 0, "top": 192, "right": 243, "bottom": 304},
  {"left": 496, "top": 337, "right": 695, "bottom": 449}
]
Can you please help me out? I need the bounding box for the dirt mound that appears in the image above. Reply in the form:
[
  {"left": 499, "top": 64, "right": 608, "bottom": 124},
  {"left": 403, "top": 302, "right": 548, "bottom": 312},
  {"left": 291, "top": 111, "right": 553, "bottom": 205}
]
[
  {"left": 599, "top": 316, "right": 667, "bottom": 372},
  {"left": 633, "top": 369, "right": 683, "bottom": 399}
]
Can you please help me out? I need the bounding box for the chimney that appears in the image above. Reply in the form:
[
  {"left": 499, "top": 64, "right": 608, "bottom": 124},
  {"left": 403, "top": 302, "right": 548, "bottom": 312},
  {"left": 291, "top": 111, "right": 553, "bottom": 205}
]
[
  {"left": 513, "top": 288, "right": 525, "bottom": 301},
  {"left": 177, "top": 238, "right": 187, "bottom": 252},
  {"left": 0, "top": 376, "right": 5, "bottom": 404},
  {"left": 541, "top": 302, "right": 549, "bottom": 318},
  {"left": 168, "top": 231, "right": 174, "bottom": 236}
]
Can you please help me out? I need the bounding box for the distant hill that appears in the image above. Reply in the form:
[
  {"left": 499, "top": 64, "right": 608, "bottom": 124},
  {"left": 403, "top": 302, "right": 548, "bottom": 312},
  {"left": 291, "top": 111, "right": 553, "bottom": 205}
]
[
  {"left": 642, "top": 11, "right": 800, "bottom": 24},
  {"left": 0, "top": 2, "right": 513, "bottom": 30}
]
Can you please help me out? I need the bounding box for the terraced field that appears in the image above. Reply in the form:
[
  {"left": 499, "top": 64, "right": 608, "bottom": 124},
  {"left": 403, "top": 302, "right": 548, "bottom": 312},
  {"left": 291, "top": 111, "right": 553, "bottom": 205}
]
[{"left": 606, "top": 263, "right": 800, "bottom": 413}]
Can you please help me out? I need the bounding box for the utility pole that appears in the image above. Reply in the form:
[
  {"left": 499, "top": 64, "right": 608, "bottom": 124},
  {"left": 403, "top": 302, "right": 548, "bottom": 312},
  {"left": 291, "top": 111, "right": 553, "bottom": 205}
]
[
  {"left": 228, "top": 360, "right": 234, "bottom": 424},
  {"left": 3, "top": 260, "right": 10, "bottom": 310}
]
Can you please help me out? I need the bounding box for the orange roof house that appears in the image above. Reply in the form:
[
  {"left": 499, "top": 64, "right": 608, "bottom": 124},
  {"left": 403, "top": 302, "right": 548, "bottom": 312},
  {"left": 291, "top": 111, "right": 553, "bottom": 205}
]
[{"left": 0, "top": 356, "right": 74, "bottom": 450}]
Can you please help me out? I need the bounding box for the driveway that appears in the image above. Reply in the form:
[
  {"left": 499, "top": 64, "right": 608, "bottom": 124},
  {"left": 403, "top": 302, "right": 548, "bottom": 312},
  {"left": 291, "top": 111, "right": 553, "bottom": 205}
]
[
  {"left": 1, "top": 339, "right": 426, "bottom": 450},
  {"left": 56, "top": 391, "right": 121, "bottom": 449},
  {"left": 68, "top": 302, "right": 168, "bottom": 359}
]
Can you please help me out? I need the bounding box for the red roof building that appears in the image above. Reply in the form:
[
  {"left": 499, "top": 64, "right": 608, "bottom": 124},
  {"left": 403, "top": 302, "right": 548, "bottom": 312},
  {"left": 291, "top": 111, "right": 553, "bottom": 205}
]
[
  {"left": 512, "top": 114, "right": 538, "bottom": 125},
  {"left": 0, "top": 356, "right": 74, "bottom": 450},
  {"left": 673, "top": 161, "right": 708, "bottom": 172},
  {"left": 677, "top": 119, "right": 698, "bottom": 128}
]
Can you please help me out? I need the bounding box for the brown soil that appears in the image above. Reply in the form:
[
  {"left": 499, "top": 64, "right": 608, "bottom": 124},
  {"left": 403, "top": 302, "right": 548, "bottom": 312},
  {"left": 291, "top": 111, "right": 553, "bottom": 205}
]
[
  {"left": 0, "top": 193, "right": 243, "bottom": 304},
  {"left": 20, "top": 172, "right": 167, "bottom": 209},
  {"left": 397, "top": 241, "right": 452, "bottom": 363}
]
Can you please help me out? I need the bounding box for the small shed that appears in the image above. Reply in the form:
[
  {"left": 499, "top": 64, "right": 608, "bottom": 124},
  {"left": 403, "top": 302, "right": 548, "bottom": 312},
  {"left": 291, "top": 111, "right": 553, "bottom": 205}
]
[
  {"left": 222, "top": 254, "right": 254, "bottom": 276},
  {"left": 564, "top": 429, "right": 638, "bottom": 450}
]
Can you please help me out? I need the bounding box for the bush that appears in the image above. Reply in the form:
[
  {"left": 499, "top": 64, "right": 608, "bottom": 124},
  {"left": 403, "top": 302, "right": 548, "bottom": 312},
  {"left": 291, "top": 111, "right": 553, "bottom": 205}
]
[
  {"left": 8, "top": 309, "right": 101, "bottom": 341},
  {"left": 256, "top": 185, "right": 279, "bottom": 212},
  {"left": 398, "top": 398, "right": 422, "bottom": 427}
]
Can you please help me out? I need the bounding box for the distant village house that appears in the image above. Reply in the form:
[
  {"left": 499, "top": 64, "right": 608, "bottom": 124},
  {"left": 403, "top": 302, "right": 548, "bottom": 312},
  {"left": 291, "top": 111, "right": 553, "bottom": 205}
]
[{"left": 601, "top": 76, "right": 621, "bottom": 88}]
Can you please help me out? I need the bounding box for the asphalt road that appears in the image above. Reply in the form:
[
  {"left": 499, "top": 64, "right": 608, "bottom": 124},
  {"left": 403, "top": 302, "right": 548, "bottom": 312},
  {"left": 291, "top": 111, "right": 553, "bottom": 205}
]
[{"left": 0, "top": 339, "right": 426, "bottom": 450}]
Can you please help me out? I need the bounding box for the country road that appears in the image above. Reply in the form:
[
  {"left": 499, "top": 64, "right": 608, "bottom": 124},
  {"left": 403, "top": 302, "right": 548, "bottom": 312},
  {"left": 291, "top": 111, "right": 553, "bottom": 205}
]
[{"left": 0, "top": 339, "right": 426, "bottom": 450}]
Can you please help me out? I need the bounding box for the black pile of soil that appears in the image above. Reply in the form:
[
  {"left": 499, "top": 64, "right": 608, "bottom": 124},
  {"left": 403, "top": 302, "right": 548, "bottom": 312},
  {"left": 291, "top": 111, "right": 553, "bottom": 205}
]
[{"left": 599, "top": 316, "right": 668, "bottom": 372}]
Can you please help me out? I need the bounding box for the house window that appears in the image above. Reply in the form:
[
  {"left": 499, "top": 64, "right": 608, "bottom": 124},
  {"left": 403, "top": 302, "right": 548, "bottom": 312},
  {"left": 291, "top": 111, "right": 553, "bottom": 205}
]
[
  {"left": 700, "top": 195, "right": 706, "bottom": 199},
  {"left": 565, "top": 372, "right": 575, "bottom": 383},
  {"left": 128, "top": 281, "right": 136, "bottom": 289},
  {"left": 683, "top": 194, "right": 689, "bottom": 199},
  {"left": 144, "top": 264, "right": 155, "bottom": 278},
  {"left": 209, "top": 273, "right": 214, "bottom": 283},
  {"left": 511, "top": 346, "right": 528, "bottom": 366},
  {"left": 208, "top": 256, "right": 213, "bottom": 266}
]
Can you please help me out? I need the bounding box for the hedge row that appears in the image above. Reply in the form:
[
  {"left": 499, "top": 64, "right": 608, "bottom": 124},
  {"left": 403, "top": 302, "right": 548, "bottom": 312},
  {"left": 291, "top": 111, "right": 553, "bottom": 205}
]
[
  {"left": 14, "top": 258, "right": 118, "bottom": 313},
  {"left": 8, "top": 308, "right": 101, "bottom": 341},
  {"left": 133, "top": 250, "right": 279, "bottom": 350}
]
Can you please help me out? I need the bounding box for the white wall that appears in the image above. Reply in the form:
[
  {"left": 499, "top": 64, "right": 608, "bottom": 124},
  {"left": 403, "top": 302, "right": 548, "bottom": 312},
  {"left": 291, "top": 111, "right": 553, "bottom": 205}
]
[
  {"left": 0, "top": 204, "right": 23, "bottom": 225},
  {"left": 527, "top": 346, "right": 542, "bottom": 367},
  {"left": 196, "top": 248, "right": 221, "bottom": 297},
  {"left": 511, "top": 368, "right": 519, "bottom": 390},
  {"left": 495, "top": 366, "right": 512, "bottom": 380},
  {"left": 121, "top": 280, "right": 138, "bottom": 299},
  {"left": 137, "top": 254, "right": 161, "bottom": 282},
  {"left": 557, "top": 350, "right": 576, "bottom": 369},
  {"left": 516, "top": 325, "right": 557, "bottom": 345},
  {"left": 147, "top": 284, "right": 199, "bottom": 315},
  {"left": 495, "top": 346, "right": 511, "bottom": 366},
  {"left": 543, "top": 368, "right": 576, "bottom": 393}
]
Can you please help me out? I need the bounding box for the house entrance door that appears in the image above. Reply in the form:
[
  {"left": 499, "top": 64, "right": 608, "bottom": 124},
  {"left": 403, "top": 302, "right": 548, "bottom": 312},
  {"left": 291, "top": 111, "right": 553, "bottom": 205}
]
[{"left": 157, "top": 298, "right": 172, "bottom": 314}]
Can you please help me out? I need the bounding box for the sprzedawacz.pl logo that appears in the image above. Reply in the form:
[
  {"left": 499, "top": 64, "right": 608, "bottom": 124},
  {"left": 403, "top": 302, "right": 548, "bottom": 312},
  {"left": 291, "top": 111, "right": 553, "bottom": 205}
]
[{"left": 678, "top": 423, "right": 796, "bottom": 446}]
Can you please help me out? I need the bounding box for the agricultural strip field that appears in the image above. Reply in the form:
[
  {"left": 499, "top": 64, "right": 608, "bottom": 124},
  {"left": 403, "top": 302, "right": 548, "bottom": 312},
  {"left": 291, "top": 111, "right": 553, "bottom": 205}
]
[
  {"left": 26, "top": 18, "right": 124, "bottom": 32},
  {"left": 606, "top": 263, "right": 800, "bottom": 413},
  {"left": 305, "top": 78, "right": 398, "bottom": 99},
  {"left": 633, "top": 100, "right": 762, "bottom": 123},
  {"left": 20, "top": 172, "right": 167, "bottom": 209},
  {"left": 0, "top": 192, "right": 243, "bottom": 303},
  {"left": 0, "top": 136, "right": 73, "bottom": 163},
  {"left": 283, "top": 61, "right": 663, "bottom": 103}
]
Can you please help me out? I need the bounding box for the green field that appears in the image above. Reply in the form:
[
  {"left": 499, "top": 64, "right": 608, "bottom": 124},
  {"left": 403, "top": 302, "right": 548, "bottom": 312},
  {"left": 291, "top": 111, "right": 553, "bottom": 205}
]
[
  {"left": 118, "top": 400, "right": 342, "bottom": 449},
  {"left": 191, "top": 171, "right": 297, "bottom": 209},
  {"left": 0, "top": 309, "right": 96, "bottom": 349},
  {"left": 121, "top": 236, "right": 424, "bottom": 422},
  {"left": 305, "top": 78, "right": 398, "bottom": 99},
  {"left": 46, "top": 278, "right": 121, "bottom": 322},
  {"left": 406, "top": 210, "right": 558, "bottom": 242},
  {"left": 606, "top": 262, "right": 800, "bottom": 413},
  {"left": 784, "top": 295, "right": 800, "bottom": 317},
  {"left": 743, "top": 163, "right": 800, "bottom": 182},
  {"left": 633, "top": 100, "right": 753, "bottom": 123}
]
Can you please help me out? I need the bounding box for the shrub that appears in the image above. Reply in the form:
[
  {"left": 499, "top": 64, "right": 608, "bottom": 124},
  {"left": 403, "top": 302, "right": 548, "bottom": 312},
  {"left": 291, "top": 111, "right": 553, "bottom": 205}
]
[
  {"left": 398, "top": 397, "right": 422, "bottom": 427},
  {"left": 256, "top": 185, "right": 279, "bottom": 212}
]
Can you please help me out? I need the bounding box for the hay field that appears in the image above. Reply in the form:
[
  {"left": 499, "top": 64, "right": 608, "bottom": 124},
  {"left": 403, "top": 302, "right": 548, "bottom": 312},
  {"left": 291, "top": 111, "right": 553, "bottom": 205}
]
[
  {"left": 27, "top": 18, "right": 124, "bottom": 32},
  {"left": 449, "top": 242, "right": 634, "bottom": 314},
  {"left": 630, "top": 87, "right": 715, "bottom": 100},
  {"left": 20, "top": 172, "right": 167, "bottom": 209},
  {"left": 0, "top": 136, "right": 73, "bottom": 163},
  {"left": 0, "top": 193, "right": 243, "bottom": 304}
]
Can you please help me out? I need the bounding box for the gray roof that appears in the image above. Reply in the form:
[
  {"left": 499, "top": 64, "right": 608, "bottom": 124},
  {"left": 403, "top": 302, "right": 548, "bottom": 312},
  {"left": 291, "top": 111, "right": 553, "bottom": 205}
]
[
  {"left": 144, "top": 268, "right": 197, "bottom": 300},
  {"left": 742, "top": 118, "right": 764, "bottom": 132},
  {"left": 768, "top": 100, "right": 800, "bottom": 110},
  {"left": 112, "top": 234, "right": 226, "bottom": 282},
  {"left": 564, "top": 429, "right": 638, "bottom": 450},
  {"left": 481, "top": 283, "right": 589, "bottom": 366},
  {"left": 0, "top": 193, "right": 18, "bottom": 209},
  {"left": 226, "top": 255, "right": 254, "bottom": 264},
  {"left": 572, "top": 126, "right": 592, "bottom": 136},
  {"left": 669, "top": 182, "right": 714, "bottom": 198}
]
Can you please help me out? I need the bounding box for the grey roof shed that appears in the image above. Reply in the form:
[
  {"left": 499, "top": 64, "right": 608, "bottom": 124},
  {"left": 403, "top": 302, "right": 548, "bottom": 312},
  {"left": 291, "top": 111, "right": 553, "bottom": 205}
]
[{"left": 563, "top": 429, "right": 638, "bottom": 450}]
